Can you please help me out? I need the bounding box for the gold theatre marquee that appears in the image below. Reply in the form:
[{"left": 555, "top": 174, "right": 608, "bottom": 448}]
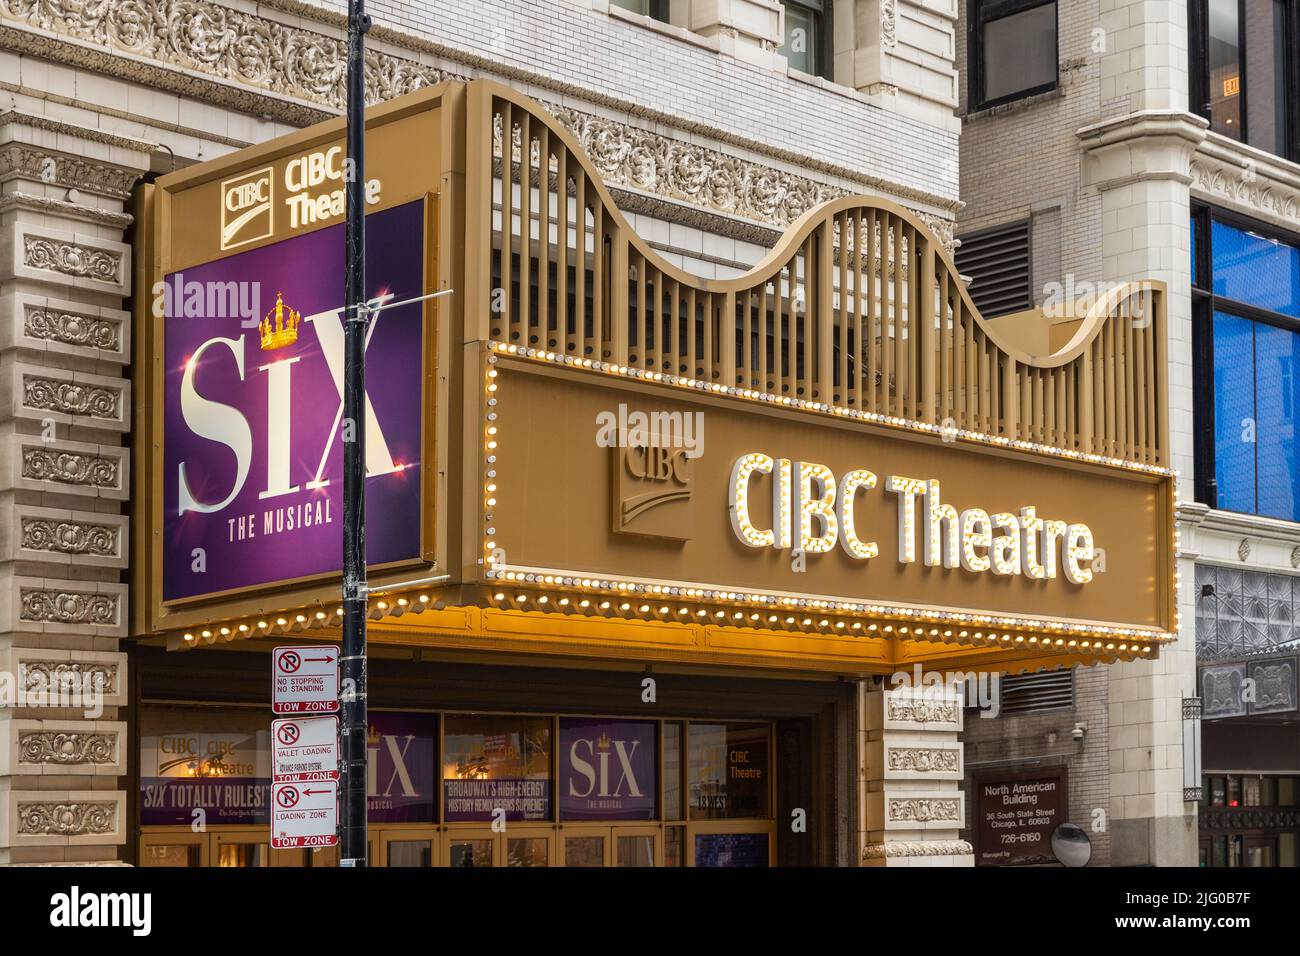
[{"left": 131, "top": 80, "right": 1178, "bottom": 679}]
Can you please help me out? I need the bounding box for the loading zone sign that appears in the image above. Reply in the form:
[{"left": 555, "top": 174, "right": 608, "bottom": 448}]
[
  {"left": 273, "top": 645, "right": 339, "bottom": 714},
  {"left": 271, "top": 781, "right": 338, "bottom": 848},
  {"left": 273, "top": 716, "right": 339, "bottom": 783}
]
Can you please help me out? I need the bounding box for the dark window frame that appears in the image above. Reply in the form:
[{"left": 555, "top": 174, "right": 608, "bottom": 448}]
[
  {"left": 780, "top": 0, "right": 835, "bottom": 81},
  {"left": 1192, "top": 201, "right": 1300, "bottom": 512},
  {"left": 1188, "top": 0, "right": 1300, "bottom": 162},
  {"left": 610, "top": 0, "right": 670, "bottom": 21},
  {"left": 968, "top": 0, "right": 1060, "bottom": 111}
]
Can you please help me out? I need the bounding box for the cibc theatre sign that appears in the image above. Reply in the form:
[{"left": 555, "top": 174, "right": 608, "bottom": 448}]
[
  {"left": 135, "top": 90, "right": 447, "bottom": 631},
  {"left": 480, "top": 354, "right": 1177, "bottom": 646}
]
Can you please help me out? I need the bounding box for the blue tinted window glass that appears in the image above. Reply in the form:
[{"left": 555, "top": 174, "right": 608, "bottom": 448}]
[
  {"left": 1191, "top": 215, "right": 1199, "bottom": 288},
  {"left": 1254, "top": 322, "right": 1300, "bottom": 521},
  {"left": 1213, "top": 312, "right": 1257, "bottom": 513},
  {"left": 1211, "top": 220, "right": 1300, "bottom": 318}
]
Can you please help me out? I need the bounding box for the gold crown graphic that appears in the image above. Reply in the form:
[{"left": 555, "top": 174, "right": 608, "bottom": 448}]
[
  {"left": 596, "top": 732, "right": 612, "bottom": 750},
  {"left": 368, "top": 725, "right": 381, "bottom": 746},
  {"left": 259, "top": 291, "right": 300, "bottom": 351}
]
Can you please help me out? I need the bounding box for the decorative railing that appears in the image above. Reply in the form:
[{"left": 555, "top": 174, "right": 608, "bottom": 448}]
[{"left": 464, "top": 81, "right": 1168, "bottom": 466}]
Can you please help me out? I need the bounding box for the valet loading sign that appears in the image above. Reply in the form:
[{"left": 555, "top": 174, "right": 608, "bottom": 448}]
[{"left": 271, "top": 647, "right": 339, "bottom": 849}]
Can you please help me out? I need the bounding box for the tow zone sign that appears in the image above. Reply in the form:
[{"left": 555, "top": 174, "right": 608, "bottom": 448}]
[
  {"left": 271, "top": 781, "right": 339, "bottom": 849},
  {"left": 272, "top": 645, "right": 339, "bottom": 715},
  {"left": 272, "top": 716, "right": 339, "bottom": 783}
]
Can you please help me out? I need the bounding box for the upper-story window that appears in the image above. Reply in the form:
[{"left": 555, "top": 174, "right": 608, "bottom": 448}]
[
  {"left": 1193, "top": 206, "right": 1300, "bottom": 521},
  {"left": 611, "top": 0, "right": 669, "bottom": 20},
  {"left": 779, "top": 0, "right": 833, "bottom": 79},
  {"left": 968, "top": 0, "right": 1059, "bottom": 110},
  {"left": 1189, "top": 0, "right": 1298, "bottom": 161}
]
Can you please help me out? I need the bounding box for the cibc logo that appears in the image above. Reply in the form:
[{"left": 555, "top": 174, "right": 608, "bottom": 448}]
[{"left": 220, "top": 166, "right": 274, "bottom": 250}]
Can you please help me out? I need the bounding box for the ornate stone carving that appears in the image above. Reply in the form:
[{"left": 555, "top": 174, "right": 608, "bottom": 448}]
[
  {"left": 0, "top": 0, "right": 455, "bottom": 111},
  {"left": 22, "top": 236, "right": 120, "bottom": 283},
  {"left": 1238, "top": 538, "right": 1251, "bottom": 562},
  {"left": 21, "top": 448, "right": 120, "bottom": 488},
  {"left": 22, "top": 661, "right": 119, "bottom": 695},
  {"left": 19, "top": 589, "right": 119, "bottom": 626},
  {"left": 887, "top": 797, "right": 962, "bottom": 822},
  {"left": 886, "top": 698, "right": 960, "bottom": 724},
  {"left": 886, "top": 747, "right": 960, "bottom": 773},
  {"left": 538, "top": 106, "right": 956, "bottom": 250},
  {"left": 1191, "top": 156, "right": 1300, "bottom": 225},
  {"left": 863, "top": 839, "right": 973, "bottom": 859},
  {"left": 18, "top": 731, "right": 117, "bottom": 766},
  {"left": 0, "top": 144, "right": 140, "bottom": 198},
  {"left": 0, "top": 193, "right": 134, "bottom": 229},
  {"left": 16, "top": 801, "right": 117, "bottom": 836},
  {"left": 23, "top": 304, "right": 122, "bottom": 351},
  {"left": 881, "top": 0, "right": 897, "bottom": 47},
  {"left": 21, "top": 518, "right": 119, "bottom": 557},
  {"left": 23, "top": 377, "right": 121, "bottom": 420}
]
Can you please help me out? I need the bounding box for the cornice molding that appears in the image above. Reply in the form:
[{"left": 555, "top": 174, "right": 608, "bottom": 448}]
[
  {"left": 0, "top": 193, "right": 134, "bottom": 229},
  {"left": 1191, "top": 136, "right": 1300, "bottom": 231}
]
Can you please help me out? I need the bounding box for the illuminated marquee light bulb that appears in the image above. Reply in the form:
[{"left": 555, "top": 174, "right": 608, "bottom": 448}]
[
  {"left": 1042, "top": 519, "right": 1067, "bottom": 578},
  {"left": 835, "top": 469, "right": 878, "bottom": 559},
  {"left": 773, "top": 458, "right": 793, "bottom": 549},
  {"left": 959, "top": 508, "right": 992, "bottom": 573},
  {"left": 989, "top": 512, "right": 1022, "bottom": 576},
  {"left": 729, "top": 453, "right": 775, "bottom": 548},
  {"left": 1020, "top": 506, "right": 1047, "bottom": 579},
  {"left": 922, "top": 479, "right": 960, "bottom": 569},
  {"left": 1064, "top": 523, "right": 1096, "bottom": 584},
  {"left": 884, "top": 475, "right": 928, "bottom": 564},
  {"left": 798, "top": 461, "right": 838, "bottom": 554}
]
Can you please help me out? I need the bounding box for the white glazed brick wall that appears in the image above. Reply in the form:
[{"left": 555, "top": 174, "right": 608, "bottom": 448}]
[{"left": 322, "top": 0, "right": 960, "bottom": 201}]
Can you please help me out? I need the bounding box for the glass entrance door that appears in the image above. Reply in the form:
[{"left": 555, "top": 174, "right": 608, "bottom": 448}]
[{"left": 375, "top": 827, "right": 438, "bottom": 867}]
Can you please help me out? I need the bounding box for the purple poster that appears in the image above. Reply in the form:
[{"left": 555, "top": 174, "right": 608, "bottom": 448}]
[
  {"left": 162, "top": 200, "right": 426, "bottom": 601},
  {"left": 559, "top": 718, "right": 657, "bottom": 820},
  {"left": 367, "top": 712, "right": 436, "bottom": 824}
]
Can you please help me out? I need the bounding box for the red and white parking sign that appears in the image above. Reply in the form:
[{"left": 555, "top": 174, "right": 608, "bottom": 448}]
[
  {"left": 271, "top": 781, "right": 338, "bottom": 849},
  {"left": 272, "top": 715, "right": 339, "bottom": 783},
  {"left": 272, "top": 645, "right": 339, "bottom": 715}
]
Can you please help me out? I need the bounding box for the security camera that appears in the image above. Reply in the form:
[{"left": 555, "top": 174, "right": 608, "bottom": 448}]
[{"left": 1072, "top": 722, "right": 1087, "bottom": 741}]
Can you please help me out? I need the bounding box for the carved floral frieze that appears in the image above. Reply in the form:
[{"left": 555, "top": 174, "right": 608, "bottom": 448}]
[
  {"left": 21, "top": 449, "right": 121, "bottom": 489},
  {"left": 887, "top": 797, "right": 962, "bottom": 823},
  {"left": 23, "top": 377, "right": 121, "bottom": 420},
  {"left": 16, "top": 801, "right": 117, "bottom": 836},
  {"left": 19, "top": 589, "right": 119, "bottom": 626},
  {"left": 18, "top": 731, "right": 117, "bottom": 766},
  {"left": 22, "top": 236, "right": 121, "bottom": 284},
  {"left": 21, "top": 661, "right": 119, "bottom": 695},
  {"left": 23, "top": 304, "right": 123, "bottom": 352},
  {"left": 21, "top": 519, "right": 119, "bottom": 558},
  {"left": 886, "top": 747, "right": 960, "bottom": 773}
]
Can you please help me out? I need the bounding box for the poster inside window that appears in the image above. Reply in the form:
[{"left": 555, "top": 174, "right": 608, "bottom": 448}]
[
  {"left": 688, "top": 722, "right": 770, "bottom": 819},
  {"left": 443, "top": 715, "right": 552, "bottom": 821}
]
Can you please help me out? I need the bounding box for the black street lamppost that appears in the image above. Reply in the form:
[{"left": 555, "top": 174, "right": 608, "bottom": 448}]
[{"left": 339, "top": 0, "right": 371, "bottom": 868}]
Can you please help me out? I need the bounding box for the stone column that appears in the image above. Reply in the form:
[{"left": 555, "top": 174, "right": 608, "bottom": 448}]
[
  {"left": 0, "top": 109, "right": 150, "bottom": 864},
  {"left": 1078, "top": 0, "right": 1204, "bottom": 863},
  {"left": 860, "top": 681, "right": 972, "bottom": 866}
]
